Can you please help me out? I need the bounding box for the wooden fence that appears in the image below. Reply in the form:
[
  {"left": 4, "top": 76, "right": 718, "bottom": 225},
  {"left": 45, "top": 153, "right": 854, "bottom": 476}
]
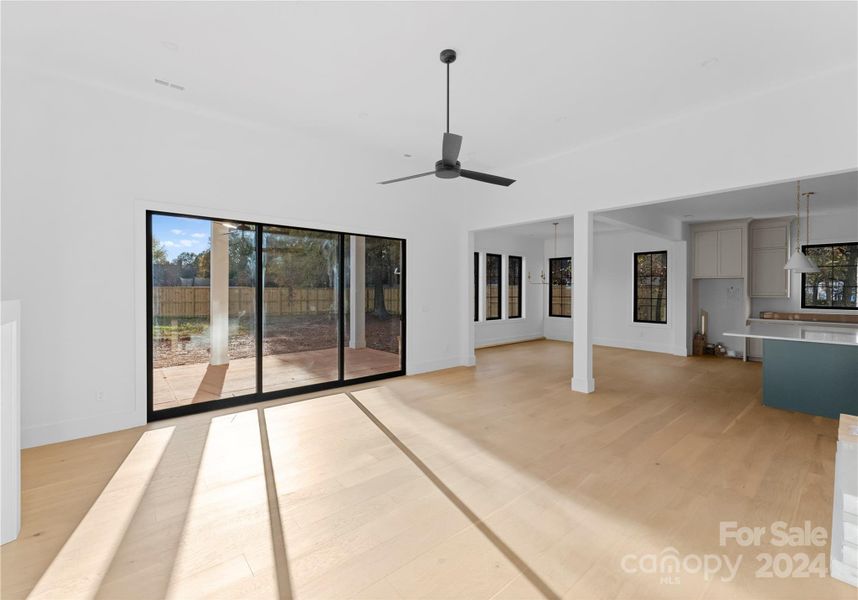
[{"left": 153, "top": 286, "right": 400, "bottom": 318}]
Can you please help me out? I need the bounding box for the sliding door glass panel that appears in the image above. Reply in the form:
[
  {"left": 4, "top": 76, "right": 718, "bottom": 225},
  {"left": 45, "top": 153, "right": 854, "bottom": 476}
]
[
  {"left": 262, "top": 227, "right": 340, "bottom": 392},
  {"left": 344, "top": 235, "right": 403, "bottom": 379},
  {"left": 150, "top": 214, "right": 257, "bottom": 411}
]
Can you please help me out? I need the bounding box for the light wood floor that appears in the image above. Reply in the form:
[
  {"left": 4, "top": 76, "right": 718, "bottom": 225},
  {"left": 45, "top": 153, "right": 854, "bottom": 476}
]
[
  {"left": 153, "top": 347, "right": 401, "bottom": 409},
  {"left": 2, "top": 341, "right": 851, "bottom": 599}
]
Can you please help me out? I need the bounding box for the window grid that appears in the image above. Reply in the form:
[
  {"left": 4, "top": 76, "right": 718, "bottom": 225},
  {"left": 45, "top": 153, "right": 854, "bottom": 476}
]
[
  {"left": 634, "top": 251, "right": 668, "bottom": 324},
  {"left": 801, "top": 242, "right": 858, "bottom": 310},
  {"left": 485, "top": 253, "right": 502, "bottom": 320},
  {"left": 549, "top": 257, "right": 572, "bottom": 318},
  {"left": 508, "top": 256, "right": 522, "bottom": 319}
]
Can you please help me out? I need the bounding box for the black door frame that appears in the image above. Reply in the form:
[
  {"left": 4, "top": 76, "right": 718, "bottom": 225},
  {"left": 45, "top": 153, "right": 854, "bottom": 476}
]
[{"left": 146, "top": 209, "right": 407, "bottom": 422}]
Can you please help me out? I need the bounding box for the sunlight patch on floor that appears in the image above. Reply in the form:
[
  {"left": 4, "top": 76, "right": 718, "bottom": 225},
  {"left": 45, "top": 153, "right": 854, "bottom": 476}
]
[
  {"left": 27, "top": 427, "right": 175, "bottom": 600},
  {"left": 164, "top": 410, "right": 278, "bottom": 599}
]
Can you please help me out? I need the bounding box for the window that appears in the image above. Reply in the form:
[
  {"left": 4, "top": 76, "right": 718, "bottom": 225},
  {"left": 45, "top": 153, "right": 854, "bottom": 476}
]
[
  {"left": 549, "top": 257, "right": 572, "bottom": 318},
  {"left": 634, "top": 251, "right": 668, "bottom": 324},
  {"left": 148, "top": 211, "right": 405, "bottom": 421},
  {"left": 508, "top": 256, "right": 522, "bottom": 318},
  {"left": 485, "top": 253, "right": 501, "bottom": 320},
  {"left": 474, "top": 252, "right": 480, "bottom": 321},
  {"left": 801, "top": 242, "right": 858, "bottom": 309}
]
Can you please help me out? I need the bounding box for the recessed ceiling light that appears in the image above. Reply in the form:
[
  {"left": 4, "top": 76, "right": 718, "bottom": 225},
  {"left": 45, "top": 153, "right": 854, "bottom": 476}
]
[
  {"left": 700, "top": 57, "right": 719, "bottom": 68},
  {"left": 161, "top": 41, "right": 179, "bottom": 52}
]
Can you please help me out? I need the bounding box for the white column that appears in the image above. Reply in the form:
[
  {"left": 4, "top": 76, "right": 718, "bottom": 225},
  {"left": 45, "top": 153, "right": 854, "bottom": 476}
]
[
  {"left": 1, "top": 300, "right": 21, "bottom": 543},
  {"left": 210, "top": 222, "right": 230, "bottom": 366},
  {"left": 349, "top": 236, "right": 366, "bottom": 348},
  {"left": 572, "top": 212, "right": 595, "bottom": 393}
]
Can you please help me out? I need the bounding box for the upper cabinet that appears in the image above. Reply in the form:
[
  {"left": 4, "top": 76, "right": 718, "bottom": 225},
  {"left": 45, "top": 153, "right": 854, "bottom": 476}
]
[
  {"left": 750, "top": 218, "right": 791, "bottom": 297},
  {"left": 691, "top": 222, "right": 745, "bottom": 278}
]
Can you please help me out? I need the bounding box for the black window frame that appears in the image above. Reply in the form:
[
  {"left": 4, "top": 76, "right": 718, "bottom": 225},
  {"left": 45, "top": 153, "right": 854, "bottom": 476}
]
[
  {"left": 800, "top": 242, "right": 858, "bottom": 310},
  {"left": 146, "top": 209, "right": 406, "bottom": 423},
  {"left": 548, "top": 257, "right": 572, "bottom": 318},
  {"left": 508, "top": 255, "right": 523, "bottom": 319},
  {"left": 633, "top": 250, "right": 668, "bottom": 324},
  {"left": 485, "top": 253, "right": 502, "bottom": 321},
  {"left": 474, "top": 252, "right": 480, "bottom": 321}
]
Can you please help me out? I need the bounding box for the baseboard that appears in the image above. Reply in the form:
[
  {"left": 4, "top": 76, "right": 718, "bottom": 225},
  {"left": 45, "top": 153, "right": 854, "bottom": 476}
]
[
  {"left": 593, "top": 336, "right": 684, "bottom": 356},
  {"left": 544, "top": 334, "right": 573, "bottom": 343},
  {"left": 475, "top": 334, "right": 545, "bottom": 349},
  {"left": 406, "top": 355, "right": 470, "bottom": 376},
  {"left": 22, "top": 410, "right": 144, "bottom": 449},
  {"left": 571, "top": 376, "right": 595, "bottom": 393},
  {"left": 830, "top": 558, "right": 857, "bottom": 587}
]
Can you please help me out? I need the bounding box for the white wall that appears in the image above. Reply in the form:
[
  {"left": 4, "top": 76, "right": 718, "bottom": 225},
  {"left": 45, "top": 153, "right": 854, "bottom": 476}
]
[
  {"left": 473, "top": 231, "right": 544, "bottom": 348},
  {"left": 0, "top": 67, "right": 469, "bottom": 448},
  {"left": 752, "top": 208, "right": 858, "bottom": 316},
  {"left": 543, "top": 234, "right": 574, "bottom": 342},
  {"left": 696, "top": 278, "right": 747, "bottom": 355},
  {"left": 591, "top": 230, "right": 688, "bottom": 355}
]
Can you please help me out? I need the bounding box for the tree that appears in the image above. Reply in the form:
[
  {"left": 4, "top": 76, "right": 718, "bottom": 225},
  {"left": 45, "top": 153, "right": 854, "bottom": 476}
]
[
  {"left": 152, "top": 237, "right": 169, "bottom": 265},
  {"left": 366, "top": 238, "right": 400, "bottom": 320},
  {"left": 175, "top": 251, "right": 199, "bottom": 279},
  {"left": 228, "top": 231, "right": 256, "bottom": 286}
]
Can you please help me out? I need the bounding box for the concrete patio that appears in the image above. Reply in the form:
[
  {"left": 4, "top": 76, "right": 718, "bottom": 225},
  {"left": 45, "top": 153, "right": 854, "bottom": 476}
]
[{"left": 153, "top": 347, "right": 401, "bottom": 410}]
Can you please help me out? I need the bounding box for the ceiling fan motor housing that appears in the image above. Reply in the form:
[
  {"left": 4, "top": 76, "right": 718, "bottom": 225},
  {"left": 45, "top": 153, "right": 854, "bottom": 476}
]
[{"left": 435, "top": 160, "right": 461, "bottom": 179}]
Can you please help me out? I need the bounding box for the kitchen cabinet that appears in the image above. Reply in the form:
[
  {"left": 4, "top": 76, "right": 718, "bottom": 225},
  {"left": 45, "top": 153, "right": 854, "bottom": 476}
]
[
  {"left": 691, "top": 222, "right": 745, "bottom": 278},
  {"left": 750, "top": 218, "right": 790, "bottom": 297}
]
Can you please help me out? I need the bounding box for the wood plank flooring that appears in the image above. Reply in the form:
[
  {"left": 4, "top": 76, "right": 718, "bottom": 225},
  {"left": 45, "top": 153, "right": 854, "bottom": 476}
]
[{"left": 1, "top": 341, "right": 852, "bottom": 599}]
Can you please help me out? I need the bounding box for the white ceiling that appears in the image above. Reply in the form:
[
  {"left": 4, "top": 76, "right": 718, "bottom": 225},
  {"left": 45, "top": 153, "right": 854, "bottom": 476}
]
[
  {"left": 601, "top": 170, "right": 858, "bottom": 224},
  {"left": 3, "top": 1, "right": 856, "bottom": 176}
]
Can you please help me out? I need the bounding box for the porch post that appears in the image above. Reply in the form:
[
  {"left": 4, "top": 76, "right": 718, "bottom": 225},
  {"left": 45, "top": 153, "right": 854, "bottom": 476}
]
[
  {"left": 349, "top": 235, "right": 366, "bottom": 349},
  {"left": 210, "top": 222, "right": 230, "bottom": 365}
]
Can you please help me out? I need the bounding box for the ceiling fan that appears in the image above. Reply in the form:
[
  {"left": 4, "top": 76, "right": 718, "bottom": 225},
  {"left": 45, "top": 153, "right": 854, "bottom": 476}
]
[{"left": 378, "top": 49, "right": 515, "bottom": 187}]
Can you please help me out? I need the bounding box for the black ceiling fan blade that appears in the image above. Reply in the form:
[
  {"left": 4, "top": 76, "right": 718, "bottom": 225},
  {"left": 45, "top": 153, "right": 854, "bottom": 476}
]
[
  {"left": 377, "top": 171, "right": 435, "bottom": 185},
  {"left": 459, "top": 169, "right": 515, "bottom": 187},
  {"left": 442, "top": 133, "right": 462, "bottom": 165}
]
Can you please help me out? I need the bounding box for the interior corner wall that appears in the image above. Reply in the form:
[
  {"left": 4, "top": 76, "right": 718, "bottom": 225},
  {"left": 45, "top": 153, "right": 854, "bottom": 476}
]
[
  {"left": 0, "top": 67, "right": 468, "bottom": 448},
  {"left": 543, "top": 234, "right": 574, "bottom": 341},
  {"left": 591, "top": 229, "right": 688, "bottom": 356},
  {"left": 473, "top": 230, "right": 545, "bottom": 348}
]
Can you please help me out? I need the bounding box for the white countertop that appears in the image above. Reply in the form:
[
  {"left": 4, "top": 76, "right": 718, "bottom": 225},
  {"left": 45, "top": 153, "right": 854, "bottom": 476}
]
[{"left": 723, "top": 321, "right": 858, "bottom": 347}]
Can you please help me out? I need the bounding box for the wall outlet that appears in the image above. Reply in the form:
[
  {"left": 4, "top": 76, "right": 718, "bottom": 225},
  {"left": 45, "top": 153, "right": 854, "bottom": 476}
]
[{"left": 95, "top": 389, "right": 105, "bottom": 403}]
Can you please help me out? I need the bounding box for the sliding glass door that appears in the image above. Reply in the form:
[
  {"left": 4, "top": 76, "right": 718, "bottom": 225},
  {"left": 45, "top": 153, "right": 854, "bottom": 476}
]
[
  {"left": 344, "top": 235, "right": 403, "bottom": 380},
  {"left": 148, "top": 211, "right": 405, "bottom": 420},
  {"left": 262, "top": 227, "right": 340, "bottom": 392},
  {"left": 149, "top": 214, "right": 257, "bottom": 412}
]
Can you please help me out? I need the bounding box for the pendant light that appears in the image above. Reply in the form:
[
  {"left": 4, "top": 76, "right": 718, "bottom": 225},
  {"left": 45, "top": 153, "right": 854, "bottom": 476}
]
[
  {"left": 784, "top": 181, "right": 820, "bottom": 273},
  {"left": 527, "top": 222, "right": 560, "bottom": 285}
]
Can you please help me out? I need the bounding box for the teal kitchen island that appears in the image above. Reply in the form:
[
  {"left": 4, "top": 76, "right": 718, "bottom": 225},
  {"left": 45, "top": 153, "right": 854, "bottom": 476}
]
[{"left": 724, "top": 321, "right": 858, "bottom": 419}]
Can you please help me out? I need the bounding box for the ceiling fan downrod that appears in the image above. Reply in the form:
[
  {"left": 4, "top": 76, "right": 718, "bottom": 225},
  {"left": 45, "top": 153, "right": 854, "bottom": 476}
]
[{"left": 440, "top": 49, "right": 456, "bottom": 134}]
